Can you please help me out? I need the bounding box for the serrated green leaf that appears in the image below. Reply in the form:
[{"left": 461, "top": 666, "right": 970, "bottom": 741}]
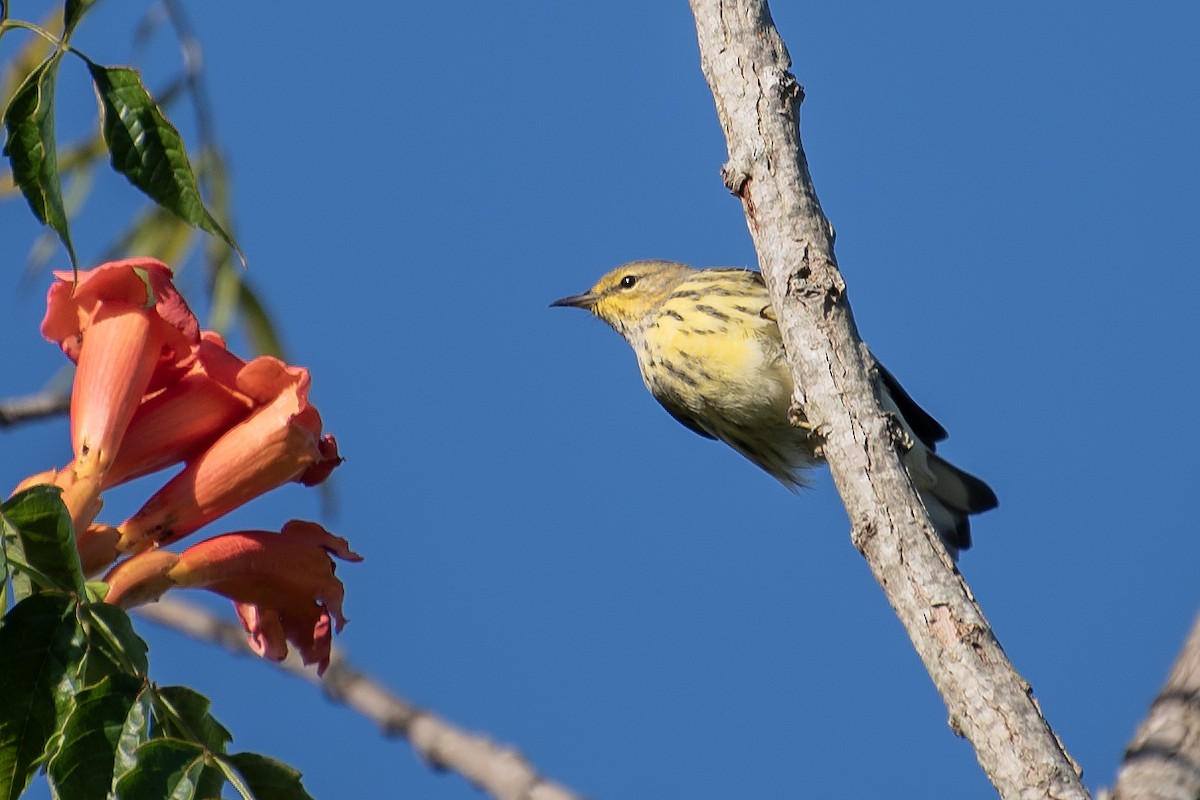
[
  {"left": 0, "top": 592, "right": 84, "bottom": 800},
  {"left": 2, "top": 54, "right": 77, "bottom": 267},
  {"left": 212, "top": 755, "right": 256, "bottom": 800},
  {"left": 113, "top": 687, "right": 152, "bottom": 786},
  {"left": 0, "top": 485, "right": 85, "bottom": 597},
  {"left": 63, "top": 0, "right": 98, "bottom": 39},
  {"left": 84, "top": 580, "right": 109, "bottom": 604},
  {"left": 46, "top": 673, "right": 143, "bottom": 799},
  {"left": 149, "top": 686, "right": 230, "bottom": 799},
  {"left": 0, "top": 536, "right": 8, "bottom": 607},
  {"left": 225, "top": 752, "right": 313, "bottom": 800},
  {"left": 86, "top": 62, "right": 244, "bottom": 265},
  {"left": 113, "top": 738, "right": 206, "bottom": 800},
  {"left": 79, "top": 601, "right": 150, "bottom": 681},
  {"left": 152, "top": 686, "right": 231, "bottom": 754}
]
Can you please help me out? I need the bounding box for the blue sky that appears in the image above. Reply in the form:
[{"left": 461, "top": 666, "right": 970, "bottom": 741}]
[{"left": 3, "top": 2, "right": 1198, "bottom": 798}]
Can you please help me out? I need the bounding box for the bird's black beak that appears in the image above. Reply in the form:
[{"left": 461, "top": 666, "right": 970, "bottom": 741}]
[{"left": 550, "top": 291, "right": 598, "bottom": 310}]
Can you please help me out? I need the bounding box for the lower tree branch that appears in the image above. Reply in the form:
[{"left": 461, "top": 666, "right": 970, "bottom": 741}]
[
  {"left": 0, "top": 388, "right": 69, "bottom": 427},
  {"left": 687, "top": 2, "right": 1088, "bottom": 797},
  {"left": 134, "top": 597, "right": 581, "bottom": 800},
  {"left": 1110, "top": 613, "right": 1200, "bottom": 800}
]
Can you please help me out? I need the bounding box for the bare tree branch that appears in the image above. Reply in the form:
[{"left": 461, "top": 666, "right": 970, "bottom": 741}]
[
  {"left": 134, "top": 597, "right": 582, "bottom": 800},
  {"left": 686, "top": 2, "right": 1088, "bottom": 798},
  {"left": 1109, "top": 613, "right": 1200, "bottom": 800},
  {"left": 0, "top": 387, "right": 69, "bottom": 427}
]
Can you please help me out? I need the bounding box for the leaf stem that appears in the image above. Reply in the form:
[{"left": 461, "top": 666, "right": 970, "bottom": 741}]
[{"left": 0, "top": 19, "right": 65, "bottom": 49}]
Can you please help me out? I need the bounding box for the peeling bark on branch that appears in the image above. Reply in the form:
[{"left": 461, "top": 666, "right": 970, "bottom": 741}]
[
  {"left": 686, "top": 2, "right": 1088, "bottom": 798},
  {"left": 1110, "top": 614, "right": 1200, "bottom": 800}
]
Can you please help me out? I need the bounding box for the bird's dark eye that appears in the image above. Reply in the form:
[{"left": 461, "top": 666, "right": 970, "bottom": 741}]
[{"left": 620, "top": 275, "right": 638, "bottom": 289}]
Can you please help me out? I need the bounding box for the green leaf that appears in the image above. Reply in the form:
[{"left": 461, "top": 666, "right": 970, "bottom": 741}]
[
  {"left": 0, "top": 593, "right": 84, "bottom": 800},
  {"left": 152, "top": 686, "right": 231, "bottom": 754},
  {"left": 0, "top": 485, "right": 85, "bottom": 598},
  {"left": 0, "top": 534, "right": 7, "bottom": 608},
  {"left": 79, "top": 601, "right": 150, "bottom": 681},
  {"left": 212, "top": 755, "right": 256, "bottom": 800},
  {"left": 151, "top": 686, "right": 231, "bottom": 799},
  {"left": 84, "top": 580, "right": 110, "bottom": 604},
  {"left": 113, "top": 687, "right": 152, "bottom": 787},
  {"left": 226, "top": 752, "right": 314, "bottom": 800},
  {"left": 46, "top": 673, "right": 143, "bottom": 799},
  {"left": 86, "top": 63, "right": 244, "bottom": 265},
  {"left": 0, "top": 14, "right": 57, "bottom": 125},
  {"left": 63, "top": 0, "right": 98, "bottom": 39},
  {"left": 2, "top": 54, "right": 77, "bottom": 267},
  {"left": 113, "top": 738, "right": 206, "bottom": 800}
]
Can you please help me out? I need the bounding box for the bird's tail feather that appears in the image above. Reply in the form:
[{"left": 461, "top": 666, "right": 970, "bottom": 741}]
[
  {"left": 920, "top": 453, "right": 998, "bottom": 555},
  {"left": 879, "top": 365, "right": 998, "bottom": 557}
]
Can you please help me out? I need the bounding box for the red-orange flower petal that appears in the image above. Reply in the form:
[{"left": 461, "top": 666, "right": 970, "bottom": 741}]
[
  {"left": 96, "top": 333, "right": 255, "bottom": 488},
  {"left": 68, "top": 305, "right": 164, "bottom": 481},
  {"left": 11, "top": 469, "right": 59, "bottom": 495},
  {"left": 117, "top": 367, "right": 343, "bottom": 551},
  {"left": 42, "top": 257, "right": 199, "bottom": 383},
  {"left": 236, "top": 604, "right": 291, "bottom": 662},
  {"left": 77, "top": 524, "right": 123, "bottom": 577},
  {"left": 40, "top": 258, "right": 201, "bottom": 489},
  {"left": 106, "top": 521, "right": 360, "bottom": 674},
  {"left": 103, "top": 549, "right": 181, "bottom": 608}
]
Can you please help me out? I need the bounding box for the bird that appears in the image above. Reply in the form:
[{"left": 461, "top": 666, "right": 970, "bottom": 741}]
[{"left": 551, "top": 259, "right": 997, "bottom": 556}]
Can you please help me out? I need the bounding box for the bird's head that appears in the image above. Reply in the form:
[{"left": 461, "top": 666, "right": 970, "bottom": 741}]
[{"left": 551, "top": 260, "right": 694, "bottom": 338}]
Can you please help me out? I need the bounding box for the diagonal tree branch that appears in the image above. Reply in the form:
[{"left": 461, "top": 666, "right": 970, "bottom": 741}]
[
  {"left": 1110, "top": 613, "right": 1200, "bottom": 800},
  {"left": 0, "top": 387, "right": 69, "bottom": 427},
  {"left": 686, "top": 2, "right": 1088, "bottom": 798},
  {"left": 134, "top": 597, "right": 582, "bottom": 800}
]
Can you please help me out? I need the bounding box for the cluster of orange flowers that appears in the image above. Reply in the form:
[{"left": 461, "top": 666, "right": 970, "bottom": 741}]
[{"left": 14, "top": 257, "right": 360, "bottom": 674}]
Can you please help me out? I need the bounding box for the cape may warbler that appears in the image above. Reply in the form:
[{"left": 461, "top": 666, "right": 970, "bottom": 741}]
[{"left": 552, "top": 260, "right": 997, "bottom": 555}]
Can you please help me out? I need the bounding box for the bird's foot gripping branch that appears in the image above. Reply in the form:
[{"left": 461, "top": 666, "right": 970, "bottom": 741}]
[{"left": 552, "top": 259, "right": 997, "bottom": 557}]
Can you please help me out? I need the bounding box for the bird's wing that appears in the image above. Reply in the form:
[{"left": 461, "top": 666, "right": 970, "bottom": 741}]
[
  {"left": 754, "top": 286, "right": 947, "bottom": 448},
  {"left": 876, "top": 363, "right": 949, "bottom": 446},
  {"left": 654, "top": 395, "right": 718, "bottom": 440}
]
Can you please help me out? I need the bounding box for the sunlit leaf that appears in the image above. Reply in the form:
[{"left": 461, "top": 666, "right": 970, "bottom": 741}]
[
  {"left": 0, "top": 10, "right": 57, "bottom": 108},
  {"left": 46, "top": 674, "right": 143, "bottom": 799},
  {"left": 0, "top": 593, "right": 84, "bottom": 800},
  {"left": 113, "top": 738, "right": 206, "bottom": 800},
  {"left": 79, "top": 601, "right": 150, "bottom": 681},
  {"left": 1, "top": 485, "right": 85, "bottom": 598},
  {"left": 2, "top": 54, "right": 77, "bottom": 267},
  {"left": 226, "top": 752, "right": 314, "bottom": 800},
  {"left": 113, "top": 687, "right": 152, "bottom": 787},
  {"left": 63, "top": 0, "right": 99, "bottom": 39},
  {"left": 14, "top": 152, "right": 97, "bottom": 284},
  {"left": 150, "top": 685, "right": 231, "bottom": 798},
  {"left": 152, "top": 686, "right": 231, "bottom": 753},
  {"left": 86, "top": 62, "right": 244, "bottom": 265}
]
